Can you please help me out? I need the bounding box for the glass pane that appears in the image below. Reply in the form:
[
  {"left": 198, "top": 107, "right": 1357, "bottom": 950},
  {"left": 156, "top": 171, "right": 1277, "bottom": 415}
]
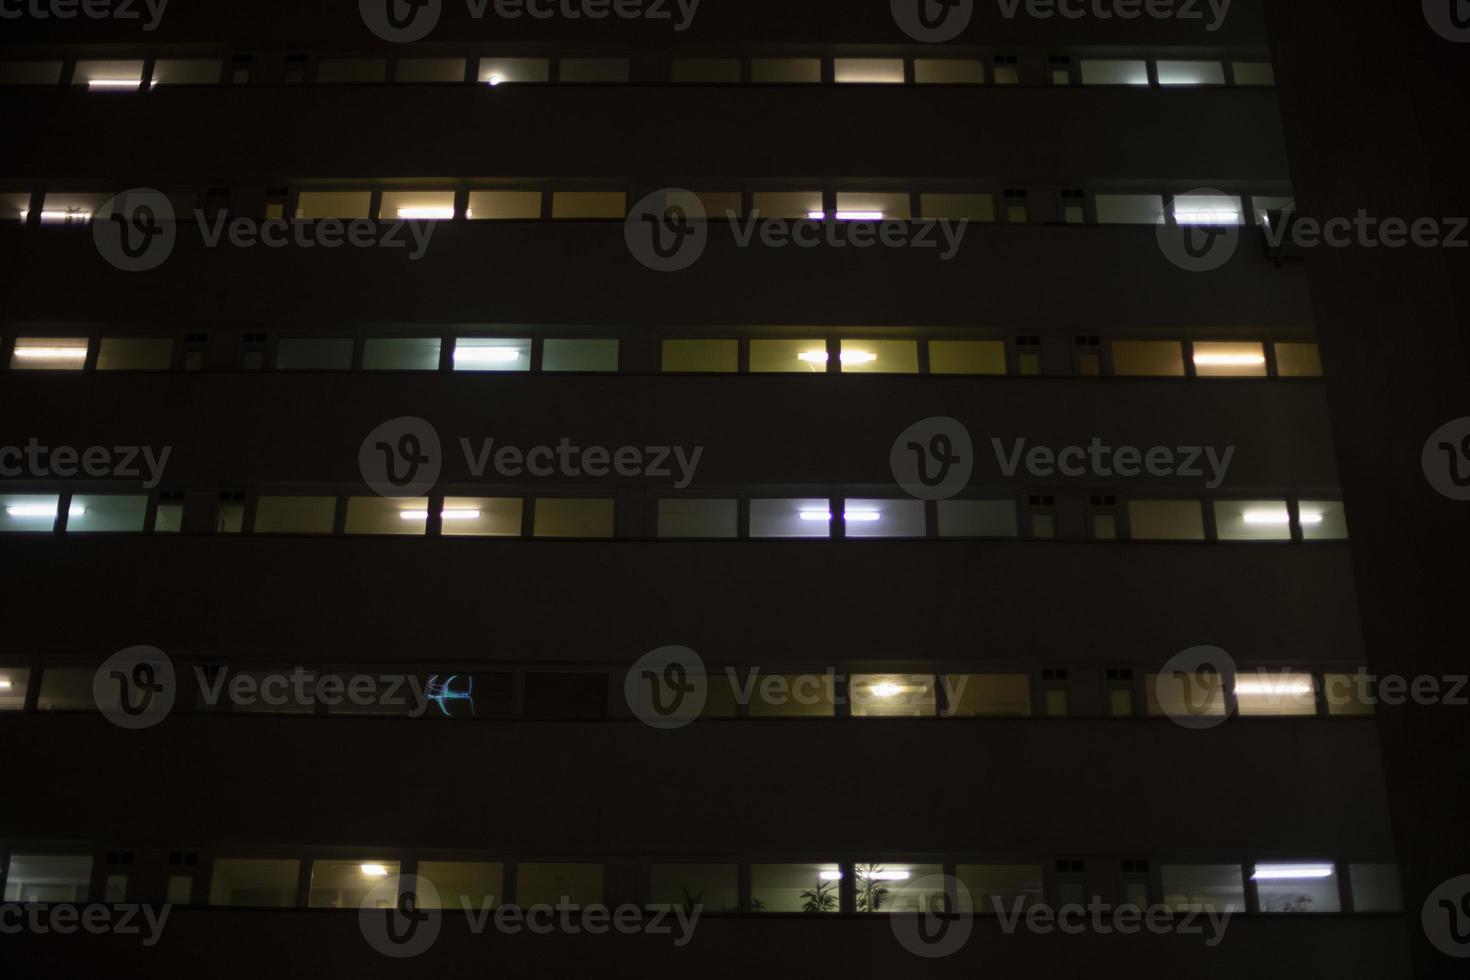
[
  {"left": 296, "top": 192, "right": 372, "bottom": 219},
  {"left": 850, "top": 674, "right": 936, "bottom": 717},
  {"left": 254, "top": 496, "right": 336, "bottom": 535},
  {"left": 0, "top": 61, "right": 63, "bottom": 84},
  {"left": 751, "top": 864, "right": 841, "bottom": 912},
  {"left": 151, "top": 59, "right": 221, "bottom": 85},
  {"left": 1236, "top": 670, "right": 1316, "bottom": 716},
  {"left": 466, "top": 190, "right": 542, "bottom": 219},
  {"left": 920, "top": 193, "right": 994, "bottom": 221},
  {"left": 0, "top": 667, "right": 29, "bottom": 710},
  {"left": 533, "top": 499, "right": 614, "bottom": 538},
  {"left": 168, "top": 876, "right": 193, "bottom": 904},
  {"left": 929, "top": 340, "right": 1005, "bottom": 374},
  {"left": 396, "top": 58, "right": 465, "bottom": 83},
  {"left": 276, "top": 338, "right": 353, "bottom": 370},
  {"left": 516, "top": 863, "right": 602, "bottom": 905},
  {"left": 1324, "top": 672, "right": 1375, "bottom": 716},
  {"left": 834, "top": 58, "right": 904, "bottom": 83},
  {"left": 522, "top": 673, "right": 607, "bottom": 719},
  {"left": 751, "top": 58, "right": 820, "bottom": 83},
  {"left": 751, "top": 191, "right": 823, "bottom": 219},
  {"left": 38, "top": 194, "right": 105, "bottom": 224},
  {"left": 1214, "top": 500, "right": 1292, "bottom": 541},
  {"left": 1157, "top": 60, "right": 1225, "bottom": 85},
  {"left": 649, "top": 864, "right": 739, "bottom": 912},
  {"left": 542, "top": 339, "right": 618, "bottom": 372},
  {"left": 345, "top": 498, "right": 427, "bottom": 535},
  {"left": 1162, "top": 865, "right": 1245, "bottom": 912},
  {"left": 1147, "top": 672, "right": 1228, "bottom": 718},
  {"left": 944, "top": 674, "right": 1031, "bottom": 717},
  {"left": 671, "top": 58, "right": 741, "bottom": 83},
  {"left": 418, "top": 862, "right": 502, "bottom": 910},
  {"left": 1253, "top": 863, "right": 1341, "bottom": 913},
  {"left": 453, "top": 338, "right": 531, "bottom": 372},
  {"left": 438, "top": 497, "right": 522, "bottom": 537},
  {"left": 1128, "top": 500, "right": 1205, "bottom": 540},
  {"left": 74, "top": 59, "right": 145, "bottom": 89},
  {"left": 750, "top": 338, "right": 828, "bottom": 373},
  {"left": 855, "top": 863, "right": 944, "bottom": 912},
  {"left": 955, "top": 865, "right": 1044, "bottom": 913},
  {"left": 67, "top": 495, "right": 147, "bottom": 533},
  {"left": 209, "top": 859, "right": 300, "bottom": 907},
  {"left": 559, "top": 58, "right": 629, "bottom": 83},
  {"left": 380, "top": 190, "right": 456, "bottom": 221},
  {"left": 745, "top": 673, "right": 835, "bottom": 718},
  {"left": 915, "top": 59, "right": 983, "bottom": 84},
  {"left": 657, "top": 499, "right": 737, "bottom": 538},
  {"left": 662, "top": 339, "right": 737, "bottom": 373},
  {"left": 1193, "top": 341, "right": 1267, "bottom": 377},
  {"left": 551, "top": 192, "right": 626, "bottom": 218},
  {"left": 1173, "top": 194, "right": 1244, "bottom": 226},
  {"left": 749, "top": 498, "right": 831, "bottom": 538},
  {"left": 1111, "top": 341, "right": 1184, "bottom": 376},
  {"left": 2, "top": 494, "right": 61, "bottom": 532},
  {"left": 839, "top": 339, "right": 917, "bottom": 374},
  {"left": 843, "top": 498, "right": 925, "bottom": 538},
  {"left": 937, "top": 500, "right": 1018, "bottom": 538},
  {"left": 364, "top": 338, "right": 441, "bottom": 370},
  {"left": 1274, "top": 342, "right": 1323, "bottom": 377},
  {"left": 479, "top": 57, "right": 550, "bottom": 84},
  {"left": 308, "top": 860, "right": 400, "bottom": 908},
  {"left": 833, "top": 193, "right": 911, "bottom": 221},
  {"left": 2, "top": 192, "right": 29, "bottom": 221},
  {"left": 1080, "top": 60, "right": 1149, "bottom": 85},
  {"left": 1095, "top": 194, "right": 1166, "bottom": 225},
  {"left": 11, "top": 337, "right": 88, "bottom": 370},
  {"left": 3, "top": 855, "right": 93, "bottom": 902},
  {"left": 36, "top": 669, "right": 95, "bottom": 710},
  {"left": 97, "top": 338, "right": 172, "bottom": 370},
  {"left": 1301, "top": 500, "right": 1348, "bottom": 540},
  {"left": 317, "top": 59, "right": 387, "bottom": 83},
  {"left": 1349, "top": 864, "right": 1402, "bottom": 912},
  {"left": 1233, "top": 61, "right": 1275, "bottom": 86}
]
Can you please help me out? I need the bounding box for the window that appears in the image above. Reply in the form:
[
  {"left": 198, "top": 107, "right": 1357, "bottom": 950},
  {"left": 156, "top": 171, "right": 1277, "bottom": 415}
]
[
  {"left": 466, "top": 190, "right": 542, "bottom": 220},
  {"left": 217, "top": 493, "right": 246, "bottom": 533},
  {"left": 1172, "top": 193, "right": 1244, "bottom": 225},
  {"left": 919, "top": 193, "right": 994, "bottom": 221},
  {"left": 208, "top": 859, "right": 300, "bottom": 907},
  {"left": 559, "top": 57, "right": 629, "bottom": 83},
  {"left": 955, "top": 865, "right": 1043, "bottom": 913},
  {"left": 317, "top": 59, "right": 387, "bottom": 83},
  {"left": 479, "top": 57, "right": 550, "bottom": 85},
  {"left": 835, "top": 58, "right": 904, "bottom": 84},
  {"left": 35, "top": 668, "right": 94, "bottom": 710},
  {"left": 425, "top": 671, "right": 511, "bottom": 719},
  {"left": 3, "top": 855, "right": 92, "bottom": 902},
  {"left": 1235, "top": 671, "right": 1317, "bottom": 716},
  {"left": 0, "top": 61, "right": 63, "bottom": 84},
  {"left": 1324, "top": 672, "right": 1375, "bottom": 716},
  {"left": 992, "top": 56, "right": 1019, "bottom": 85},
  {"left": 1300, "top": 500, "right": 1348, "bottom": 540},
  {"left": 751, "top": 191, "right": 824, "bottom": 219},
  {"left": 855, "top": 864, "right": 945, "bottom": 912},
  {"left": 850, "top": 674, "right": 936, "bottom": 717},
  {"left": 275, "top": 338, "right": 353, "bottom": 370},
  {"left": 345, "top": 498, "right": 427, "bottom": 535},
  {"left": 1275, "top": 342, "right": 1323, "bottom": 377},
  {"left": 838, "top": 339, "right": 917, "bottom": 374},
  {"left": 1156, "top": 60, "right": 1225, "bottom": 85},
  {"left": 154, "top": 493, "right": 184, "bottom": 533},
  {"left": 843, "top": 498, "right": 925, "bottom": 538},
  {"left": 832, "top": 192, "right": 911, "bottom": 221},
  {"left": 944, "top": 674, "right": 1031, "bottom": 716},
  {"left": 1111, "top": 340, "right": 1184, "bottom": 377},
  {"left": 1129, "top": 500, "right": 1205, "bottom": 540},
  {"left": 295, "top": 191, "right": 372, "bottom": 219},
  {"left": 692, "top": 191, "right": 742, "bottom": 218},
  {"left": 97, "top": 338, "right": 172, "bottom": 370},
  {"left": 516, "top": 863, "right": 603, "bottom": 905},
  {"left": 1349, "top": 864, "right": 1402, "bottom": 912},
  {"left": 937, "top": 500, "right": 1018, "bottom": 538},
  {"left": 1079, "top": 60, "right": 1149, "bottom": 85},
  {"left": 1147, "top": 671, "right": 1228, "bottom": 718},
  {"left": 364, "top": 338, "right": 441, "bottom": 371},
  {"left": 453, "top": 338, "right": 532, "bottom": 372},
  {"left": 38, "top": 193, "right": 105, "bottom": 224},
  {"left": 3, "top": 192, "right": 29, "bottom": 221},
  {"left": 662, "top": 339, "right": 737, "bottom": 372},
  {"left": 308, "top": 860, "right": 400, "bottom": 908},
  {"left": 380, "top": 190, "right": 456, "bottom": 221},
  {"left": 150, "top": 59, "right": 222, "bottom": 85},
  {"left": 671, "top": 58, "right": 740, "bottom": 83},
  {"left": 649, "top": 864, "right": 739, "bottom": 912},
  {"left": 1253, "top": 195, "right": 1297, "bottom": 226},
  {"left": 551, "top": 191, "right": 626, "bottom": 219},
  {"left": 74, "top": 59, "right": 145, "bottom": 90},
  {"left": 750, "top": 338, "right": 828, "bottom": 373},
  {"left": 1162, "top": 865, "right": 1245, "bottom": 912},
  {"left": 2, "top": 494, "right": 62, "bottom": 532},
  {"left": 0, "top": 668, "right": 28, "bottom": 710},
  {"left": 533, "top": 499, "right": 614, "bottom": 538},
  {"left": 1214, "top": 500, "right": 1292, "bottom": 541},
  {"left": 1193, "top": 341, "right": 1267, "bottom": 377},
  {"left": 254, "top": 497, "right": 336, "bottom": 535},
  {"left": 542, "top": 339, "right": 618, "bottom": 372},
  {"left": 418, "top": 862, "right": 502, "bottom": 910},
  {"left": 1253, "top": 863, "right": 1341, "bottom": 913},
  {"left": 915, "top": 59, "right": 983, "bottom": 84},
  {"left": 433, "top": 497, "right": 520, "bottom": 537},
  {"left": 396, "top": 57, "right": 466, "bottom": 83},
  {"left": 929, "top": 340, "right": 1005, "bottom": 375},
  {"left": 66, "top": 495, "right": 147, "bottom": 532},
  {"left": 751, "top": 864, "right": 841, "bottom": 912},
  {"left": 749, "top": 498, "right": 832, "bottom": 538},
  {"left": 1233, "top": 61, "right": 1275, "bottom": 86},
  {"left": 751, "top": 58, "right": 821, "bottom": 83},
  {"left": 657, "top": 499, "right": 737, "bottom": 538},
  {"left": 1094, "top": 194, "right": 1166, "bottom": 225},
  {"left": 745, "top": 673, "right": 835, "bottom": 718},
  {"left": 522, "top": 673, "right": 607, "bottom": 719},
  {"left": 11, "top": 337, "right": 88, "bottom": 370}
]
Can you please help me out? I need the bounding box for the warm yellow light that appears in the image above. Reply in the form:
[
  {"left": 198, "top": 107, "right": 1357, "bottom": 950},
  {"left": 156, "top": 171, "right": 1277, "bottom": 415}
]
[{"left": 360, "top": 864, "right": 390, "bottom": 877}]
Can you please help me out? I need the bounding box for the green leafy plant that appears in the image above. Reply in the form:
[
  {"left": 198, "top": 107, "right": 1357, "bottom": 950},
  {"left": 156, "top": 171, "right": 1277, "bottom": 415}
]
[
  {"left": 800, "top": 877, "right": 838, "bottom": 913},
  {"left": 856, "top": 864, "right": 891, "bottom": 913}
]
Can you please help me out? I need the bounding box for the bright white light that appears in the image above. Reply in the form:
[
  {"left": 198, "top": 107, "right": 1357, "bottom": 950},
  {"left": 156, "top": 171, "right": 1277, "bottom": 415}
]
[
  {"left": 860, "top": 870, "right": 913, "bottom": 881},
  {"left": 486, "top": 74, "right": 506, "bottom": 86},
  {"left": 799, "top": 510, "right": 832, "bottom": 522},
  {"left": 1299, "top": 513, "right": 1324, "bottom": 525},
  {"left": 1194, "top": 353, "right": 1266, "bottom": 367},
  {"left": 808, "top": 210, "right": 885, "bottom": 221},
  {"left": 797, "top": 350, "right": 878, "bottom": 365},
  {"left": 360, "top": 864, "right": 390, "bottom": 878},
  {"left": 819, "top": 870, "right": 843, "bottom": 881},
  {"left": 36, "top": 211, "right": 94, "bottom": 224},
  {"left": 88, "top": 79, "right": 140, "bottom": 90},
  {"left": 13, "top": 346, "right": 88, "bottom": 360},
  {"left": 844, "top": 511, "right": 881, "bottom": 522},
  {"left": 871, "top": 682, "right": 903, "bottom": 698},
  {"left": 0, "top": 679, "right": 13, "bottom": 690},
  {"left": 1251, "top": 865, "right": 1334, "bottom": 880},
  {"left": 402, "top": 509, "right": 481, "bottom": 521},
  {"left": 1235, "top": 679, "right": 1313, "bottom": 696},
  {"left": 797, "top": 350, "right": 828, "bottom": 364},
  {"left": 1242, "top": 511, "right": 1291, "bottom": 525},
  {"left": 396, "top": 207, "right": 456, "bottom": 220},
  {"left": 1174, "top": 210, "right": 1242, "bottom": 225},
  {"left": 7, "top": 504, "right": 60, "bottom": 518},
  {"left": 453, "top": 346, "right": 521, "bottom": 364}
]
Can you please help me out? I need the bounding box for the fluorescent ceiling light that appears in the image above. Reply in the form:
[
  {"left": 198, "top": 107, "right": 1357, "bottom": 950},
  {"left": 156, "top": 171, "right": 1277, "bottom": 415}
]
[
  {"left": 797, "top": 350, "right": 879, "bottom": 365},
  {"left": 870, "top": 682, "right": 904, "bottom": 698},
  {"left": 860, "top": 870, "right": 912, "bottom": 881},
  {"left": 88, "top": 79, "right": 140, "bottom": 89},
  {"left": 1299, "top": 512, "right": 1324, "bottom": 525},
  {"left": 7, "top": 504, "right": 61, "bottom": 518},
  {"left": 1194, "top": 353, "right": 1265, "bottom": 367},
  {"left": 360, "top": 864, "right": 390, "bottom": 877},
  {"left": 486, "top": 73, "right": 506, "bottom": 85},
  {"left": 396, "top": 206, "right": 456, "bottom": 220},
  {"left": 1251, "top": 865, "right": 1334, "bottom": 880},
  {"left": 797, "top": 350, "right": 829, "bottom": 363},
  {"left": 807, "top": 210, "right": 885, "bottom": 221},
  {"left": 35, "top": 211, "right": 94, "bottom": 223},
  {"left": 0, "top": 679, "right": 12, "bottom": 690},
  {"left": 454, "top": 346, "right": 521, "bottom": 363},
  {"left": 1235, "top": 679, "right": 1313, "bottom": 696},
  {"left": 1174, "top": 210, "right": 1241, "bottom": 225},
  {"left": 798, "top": 510, "right": 881, "bottom": 523},
  {"left": 13, "top": 346, "right": 87, "bottom": 359},
  {"left": 819, "top": 870, "right": 843, "bottom": 881},
  {"left": 1241, "top": 511, "right": 1291, "bottom": 525}
]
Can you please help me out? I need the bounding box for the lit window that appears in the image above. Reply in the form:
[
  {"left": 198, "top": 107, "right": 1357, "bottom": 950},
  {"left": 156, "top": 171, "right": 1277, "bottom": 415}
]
[
  {"left": 750, "top": 338, "right": 829, "bottom": 373},
  {"left": 533, "top": 499, "right": 614, "bottom": 538},
  {"left": 345, "top": 498, "right": 427, "bottom": 535},
  {"left": 661, "top": 339, "right": 737, "bottom": 372},
  {"left": 3, "top": 192, "right": 30, "bottom": 221},
  {"left": 831, "top": 193, "right": 911, "bottom": 221},
  {"left": 439, "top": 497, "right": 522, "bottom": 537},
  {"left": 1147, "top": 670, "right": 1228, "bottom": 718},
  {"left": 919, "top": 193, "right": 994, "bottom": 221},
  {"left": 1079, "top": 60, "right": 1149, "bottom": 85},
  {"left": 915, "top": 59, "right": 983, "bottom": 84},
  {"left": 671, "top": 58, "right": 741, "bottom": 83},
  {"left": 1094, "top": 194, "right": 1166, "bottom": 225},
  {"left": 1232, "top": 61, "right": 1275, "bottom": 86},
  {"left": 517, "top": 863, "right": 603, "bottom": 905},
  {"left": 1193, "top": 341, "right": 1266, "bottom": 378},
  {"left": 0, "top": 61, "right": 62, "bottom": 84},
  {"left": 316, "top": 59, "right": 388, "bottom": 83},
  {"left": 1172, "top": 193, "right": 1244, "bottom": 226},
  {"left": 559, "top": 58, "right": 630, "bottom": 83},
  {"left": 73, "top": 59, "right": 145, "bottom": 90},
  {"left": 2, "top": 855, "right": 93, "bottom": 902},
  {"left": 364, "top": 338, "right": 441, "bottom": 371},
  {"left": 275, "top": 338, "right": 353, "bottom": 370},
  {"left": 937, "top": 500, "right": 1019, "bottom": 537},
  {"left": 657, "top": 499, "right": 737, "bottom": 538},
  {"left": 1300, "top": 500, "right": 1348, "bottom": 540},
  {"left": 453, "top": 338, "right": 531, "bottom": 372},
  {"left": 66, "top": 495, "right": 147, "bottom": 533},
  {"left": 466, "top": 191, "right": 542, "bottom": 220},
  {"left": 154, "top": 494, "right": 184, "bottom": 533},
  {"left": 295, "top": 191, "right": 372, "bottom": 219},
  {"left": 746, "top": 673, "right": 835, "bottom": 718},
  {"left": 36, "top": 668, "right": 95, "bottom": 710},
  {"left": 751, "top": 191, "right": 823, "bottom": 219},
  {"left": 1253, "top": 863, "right": 1341, "bottom": 913},
  {"left": 1274, "top": 342, "right": 1323, "bottom": 377},
  {"left": 208, "top": 859, "right": 301, "bottom": 908},
  {"left": 542, "top": 339, "right": 618, "bottom": 372},
  {"left": 955, "top": 865, "right": 1043, "bottom": 913},
  {"left": 1213, "top": 500, "right": 1292, "bottom": 541},
  {"left": 395, "top": 57, "right": 466, "bottom": 83},
  {"left": 943, "top": 674, "right": 1031, "bottom": 716},
  {"left": 1127, "top": 500, "right": 1205, "bottom": 540},
  {"left": 1156, "top": 60, "right": 1226, "bottom": 85},
  {"left": 835, "top": 58, "right": 904, "bottom": 84},
  {"left": 1323, "top": 672, "right": 1374, "bottom": 716},
  {"left": 1235, "top": 670, "right": 1317, "bottom": 716},
  {"left": 1162, "top": 865, "right": 1245, "bottom": 912},
  {"left": 36, "top": 193, "right": 105, "bottom": 225},
  {"left": 1252, "top": 195, "right": 1296, "bottom": 226},
  {"left": 1111, "top": 340, "right": 1184, "bottom": 377},
  {"left": 692, "top": 191, "right": 742, "bottom": 219},
  {"left": 855, "top": 863, "right": 945, "bottom": 912},
  {"left": 217, "top": 494, "right": 246, "bottom": 533},
  {"left": 838, "top": 339, "right": 918, "bottom": 374},
  {"left": 308, "top": 860, "right": 400, "bottom": 908},
  {"left": 380, "top": 190, "right": 457, "bottom": 221},
  {"left": 649, "top": 864, "right": 739, "bottom": 912},
  {"left": 751, "top": 864, "right": 841, "bottom": 912},
  {"left": 1349, "top": 864, "right": 1402, "bottom": 912},
  {"left": 0, "top": 668, "right": 29, "bottom": 710},
  {"left": 749, "top": 498, "right": 832, "bottom": 538},
  {"left": 929, "top": 340, "right": 1005, "bottom": 375},
  {"left": 751, "top": 58, "right": 820, "bottom": 83},
  {"left": 842, "top": 498, "right": 925, "bottom": 538},
  {"left": 150, "top": 59, "right": 222, "bottom": 85},
  {"left": 2, "top": 495, "right": 61, "bottom": 533},
  {"left": 478, "top": 57, "right": 550, "bottom": 85},
  {"left": 992, "top": 58, "right": 1019, "bottom": 85},
  {"left": 418, "top": 862, "right": 502, "bottom": 909},
  {"left": 11, "top": 337, "right": 88, "bottom": 370},
  {"left": 254, "top": 497, "right": 336, "bottom": 535},
  {"left": 551, "top": 191, "right": 626, "bottom": 219},
  {"left": 522, "top": 673, "right": 607, "bottom": 719},
  {"left": 97, "top": 338, "right": 172, "bottom": 370},
  {"left": 850, "top": 674, "right": 936, "bottom": 717}
]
